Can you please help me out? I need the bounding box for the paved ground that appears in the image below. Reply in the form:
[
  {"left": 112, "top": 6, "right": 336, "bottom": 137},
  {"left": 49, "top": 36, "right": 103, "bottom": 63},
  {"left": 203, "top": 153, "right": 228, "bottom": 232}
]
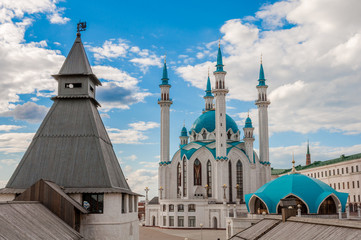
[{"left": 140, "top": 226, "right": 226, "bottom": 240}]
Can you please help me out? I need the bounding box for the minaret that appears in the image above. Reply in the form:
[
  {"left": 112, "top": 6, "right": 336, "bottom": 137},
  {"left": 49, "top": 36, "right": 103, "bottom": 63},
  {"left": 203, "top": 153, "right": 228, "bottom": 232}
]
[
  {"left": 212, "top": 41, "right": 228, "bottom": 160},
  {"left": 306, "top": 140, "right": 311, "bottom": 166},
  {"left": 255, "top": 56, "right": 270, "bottom": 164},
  {"left": 243, "top": 113, "right": 255, "bottom": 163},
  {"left": 203, "top": 70, "right": 214, "bottom": 112},
  {"left": 179, "top": 123, "right": 189, "bottom": 146},
  {"left": 158, "top": 56, "right": 172, "bottom": 197}
]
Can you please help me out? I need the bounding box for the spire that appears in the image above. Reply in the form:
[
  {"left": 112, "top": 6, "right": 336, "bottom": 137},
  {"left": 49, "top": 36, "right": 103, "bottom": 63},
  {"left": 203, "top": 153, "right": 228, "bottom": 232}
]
[
  {"left": 54, "top": 31, "right": 101, "bottom": 85},
  {"left": 204, "top": 73, "right": 213, "bottom": 97},
  {"left": 307, "top": 139, "right": 310, "bottom": 155},
  {"left": 161, "top": 54, "right": 169, "bottom": 85},
  {"left": 215, "top": 39, "right": 224, "bottom": 72},
  {"left": 258, "top": 55, "right": 266, "bottom": 86}
]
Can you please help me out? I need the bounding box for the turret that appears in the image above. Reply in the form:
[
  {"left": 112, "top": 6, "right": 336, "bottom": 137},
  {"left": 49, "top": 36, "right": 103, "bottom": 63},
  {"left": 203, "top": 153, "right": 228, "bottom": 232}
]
[
  {"left": 203, "top": 71, "right": 214, "bottom": 112},
  {"left": 243, "top": 114, "right": 255, "bottom": 163},
  {"left": 179, "top": 124, "right": 189, "bottom": 147},
  {"left": 255, "top": 57, "right": 270, "bottom": 164},
  {"left": 52, "top": 32, "right": 101, "bottom": 102}
]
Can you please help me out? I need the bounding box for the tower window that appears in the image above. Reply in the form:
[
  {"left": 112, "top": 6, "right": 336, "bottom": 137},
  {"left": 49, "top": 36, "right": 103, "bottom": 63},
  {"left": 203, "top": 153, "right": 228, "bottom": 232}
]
[
  {"left": 90, "top": 85, "right": 94, "bottom": 92},
  {"left": 83, "top": 193, "right": 104, "bottom": 214},
  {"left": 65, "top": 83, "right": 82, "bottom": 88}
]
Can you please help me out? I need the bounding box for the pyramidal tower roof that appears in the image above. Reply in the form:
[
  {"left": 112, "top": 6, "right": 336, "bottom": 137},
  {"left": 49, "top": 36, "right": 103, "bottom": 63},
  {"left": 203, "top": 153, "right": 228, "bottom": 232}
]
[{"left": 4, "top": 32, "right": 134, "bottom": 194}]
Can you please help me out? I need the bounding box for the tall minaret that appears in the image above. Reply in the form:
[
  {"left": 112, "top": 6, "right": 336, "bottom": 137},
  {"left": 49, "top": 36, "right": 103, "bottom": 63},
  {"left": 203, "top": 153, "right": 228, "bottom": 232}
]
[
  {"left": 306, "top": 140, "right": 311, "bottom": 166},
  {"left": 255, "top": 57, "right": 270, "bottom": 164},
  {"left": 243, "top": 113, "right": 255, "bottom": 163},
  {"left": 212, "top": 42, "right": 228, "bottom": 160},
  {"left": 203, "top": 70, "right": 214, "bottom": 112},
  {"left": 158, "top": 56, "right": 172, "bottom": 197}
]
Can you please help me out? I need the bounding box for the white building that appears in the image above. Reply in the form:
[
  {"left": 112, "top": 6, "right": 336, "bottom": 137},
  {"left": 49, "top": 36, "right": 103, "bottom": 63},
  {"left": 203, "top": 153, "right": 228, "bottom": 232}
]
[
  {"left": 0, "top": 30, "right": 139, "bottom": 240},
  {"left": 146, "top": 45, "right": 271, "bottom": 229},
  {"left": 272, "top": 146, "right": 361, "bottom": 212}
]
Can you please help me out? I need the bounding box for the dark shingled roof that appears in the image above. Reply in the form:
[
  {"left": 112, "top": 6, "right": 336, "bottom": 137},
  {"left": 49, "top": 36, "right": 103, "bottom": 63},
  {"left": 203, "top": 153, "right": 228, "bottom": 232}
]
[
  {"left": 52, "top": 33, "right": 101, "bottom": 85},
  {"left": 271, "top": 152, "right": 361, "bottom": 175},
  {"left": 4, "top": 34, "right": 132, "bottom": 194}
]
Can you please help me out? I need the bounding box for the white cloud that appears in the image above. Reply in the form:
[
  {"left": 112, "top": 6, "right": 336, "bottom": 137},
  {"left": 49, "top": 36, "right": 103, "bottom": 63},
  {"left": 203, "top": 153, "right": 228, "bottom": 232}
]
[
  {"left": 93, "top": 65, "right": 152, "bottom": 111},
  {"left": 0, "top": 1, "right": 67, "bottom": 114},
  {"left": 0, "top": 125, "right": 24, "bottom": 132},
  {"left": 125, "top": 154, "right": 137, "bottom": 161},
  {"left": 89, "top": 39, "right": 129, "bottom": 60},
  {"left": 107, "top": 121, "right": 159, "bottom": 144},
  {"left": 89, "top": 39, "right": 162, "bottom": 73},
  {"left": 176, "top": 0, "right": 361, "bottom": 135},
  {"left": 0, "top": 158, "right": 18, "bottom": 166},
  {"left": 0, "top": 132, "right": 34, "bottom": 153},
  {"left": 125, "top": 168, "right": 158, "bottom": 198},
  {"left": 0, "top": 102, "right": 48, "bottom": 123},
  {"left": 0, "top": 180, "right": 7, "bottom": 188}
]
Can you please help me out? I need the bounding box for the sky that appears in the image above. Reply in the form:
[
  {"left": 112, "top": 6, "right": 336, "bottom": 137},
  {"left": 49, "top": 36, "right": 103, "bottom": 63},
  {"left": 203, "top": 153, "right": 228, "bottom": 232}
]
[{"left": 0, "top": 0, "right": 360, "bottom": 198}]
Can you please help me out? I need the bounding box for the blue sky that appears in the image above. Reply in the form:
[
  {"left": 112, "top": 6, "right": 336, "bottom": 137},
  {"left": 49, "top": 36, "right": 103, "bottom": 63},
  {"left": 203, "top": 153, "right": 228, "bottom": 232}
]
[{"left": 0, "top": 0, "right": 360, "bottom": 197}]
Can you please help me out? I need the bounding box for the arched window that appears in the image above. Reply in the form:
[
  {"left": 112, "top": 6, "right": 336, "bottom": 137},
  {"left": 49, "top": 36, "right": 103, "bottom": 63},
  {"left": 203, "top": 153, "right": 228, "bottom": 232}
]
[
  {"left": 194, "top": 159, "right": 202, "bottom": 185},
  {"left": 202, "top": 131, "right": 207, "bottom": 140},
  {"left": 207, "top": 160, "right": 212, "bottom": 197},
  {"left": 236, "top": 160, "right": 243, "bottom": 202},
  {"left": 177, "top": 163, "right": 181, "bottom": 196},
  {"left": 183, "top": 158, "right": 187, "bottom": 197},
  {"left": 227, "top": 131, "right": 232, "bottom": 140},
  {"left": 228, "top": 161, "right": 233, "bottom": 202}
]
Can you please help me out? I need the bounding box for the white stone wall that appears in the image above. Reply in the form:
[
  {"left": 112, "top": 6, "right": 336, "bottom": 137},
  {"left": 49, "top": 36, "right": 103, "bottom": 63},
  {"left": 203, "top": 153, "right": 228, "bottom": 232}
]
[
  {"left": 70, "top": 193, "right": 139, "bottom": 240},
  {"left": 146, "top": 199, "right": 243, "bottom": 229}
]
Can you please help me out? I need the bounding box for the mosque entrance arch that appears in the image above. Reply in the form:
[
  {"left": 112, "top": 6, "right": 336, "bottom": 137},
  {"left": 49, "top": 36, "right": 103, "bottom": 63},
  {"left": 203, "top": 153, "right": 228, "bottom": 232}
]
[
  {"left": 213, "top": 217, "right": 218, "bottom": 229},
  {"left": 318, "top": 196, "right": 337, "bottom": 214},
  {"left": 276, "top": 195, "right": 308, "bottom": 214},
  {"left": 254, "top": 197, "right": 268, "bottom": 214},
  {"left": 152, "top": 216, "right": 156, "bottom": 226}
]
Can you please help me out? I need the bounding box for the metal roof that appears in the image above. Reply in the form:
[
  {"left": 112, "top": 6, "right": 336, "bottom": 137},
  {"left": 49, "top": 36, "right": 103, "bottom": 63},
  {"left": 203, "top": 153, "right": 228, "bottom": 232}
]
[
  {"left": 231, "top": 216, "right": 361, "bottom": 240},
  {"left": 245, "top": 173, "right": 348, "bottom": 213},
  {"left": 190, "top": 110, "right": 239, "bottom": 134},
  {"left": 6, "top": 99, "right": 131, "bottom": 192},
  {"left": 52, "top": 33, "right": 101, "bottom": 85},
  {"left": 271, "top": 152, "right": 361, "bottom": 175},
  {"left": 0, "top": 201, "right": 83, "bottom": 239}
]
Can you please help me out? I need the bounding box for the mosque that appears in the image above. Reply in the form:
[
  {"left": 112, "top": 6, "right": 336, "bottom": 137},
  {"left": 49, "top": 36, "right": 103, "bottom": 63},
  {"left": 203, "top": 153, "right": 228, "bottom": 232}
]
[{"left": 145, "top": 45, "right": 272, "bottom": 228}]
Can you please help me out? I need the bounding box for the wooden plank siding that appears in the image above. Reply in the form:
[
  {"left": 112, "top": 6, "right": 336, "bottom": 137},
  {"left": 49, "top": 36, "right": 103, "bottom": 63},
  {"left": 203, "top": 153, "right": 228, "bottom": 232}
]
[{"left": 14, "top": 179, "right": 86, "bottom": 231}]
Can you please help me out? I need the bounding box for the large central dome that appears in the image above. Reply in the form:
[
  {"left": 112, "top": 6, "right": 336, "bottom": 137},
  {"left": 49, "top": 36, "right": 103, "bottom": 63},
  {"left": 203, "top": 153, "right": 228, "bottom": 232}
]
[{"left": 190, "top": 110, "right": 239, "bottom": 134}]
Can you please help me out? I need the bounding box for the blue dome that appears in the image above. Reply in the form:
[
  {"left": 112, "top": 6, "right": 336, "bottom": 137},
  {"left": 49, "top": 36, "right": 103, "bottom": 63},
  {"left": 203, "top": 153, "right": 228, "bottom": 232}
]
[
  {"left": 245, "top": 173, "right": 348, "bottom": 214},
  {"left": 180, "top": 126, "right": 188, "bottom": 137},
  {"left": 244, "top": 117, "right": 253, "bottom": 128},
  {"left": 190, "top": 110, "right": 239, "bottom": 134}
]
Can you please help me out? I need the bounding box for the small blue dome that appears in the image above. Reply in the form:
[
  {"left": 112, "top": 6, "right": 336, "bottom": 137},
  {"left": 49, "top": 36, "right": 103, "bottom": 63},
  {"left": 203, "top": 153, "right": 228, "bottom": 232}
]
[
  {"left": 190, "top": 110, "right": 239, "bottom": 134},
  {"left": 245, "top": 173, "right": 348, "bottom": 214},
  {"left": 180, "top": 126, "right": 188, "bottom": 137},
  {"left": 244, "top": 117, "right": 253, "bottom": 128}
]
